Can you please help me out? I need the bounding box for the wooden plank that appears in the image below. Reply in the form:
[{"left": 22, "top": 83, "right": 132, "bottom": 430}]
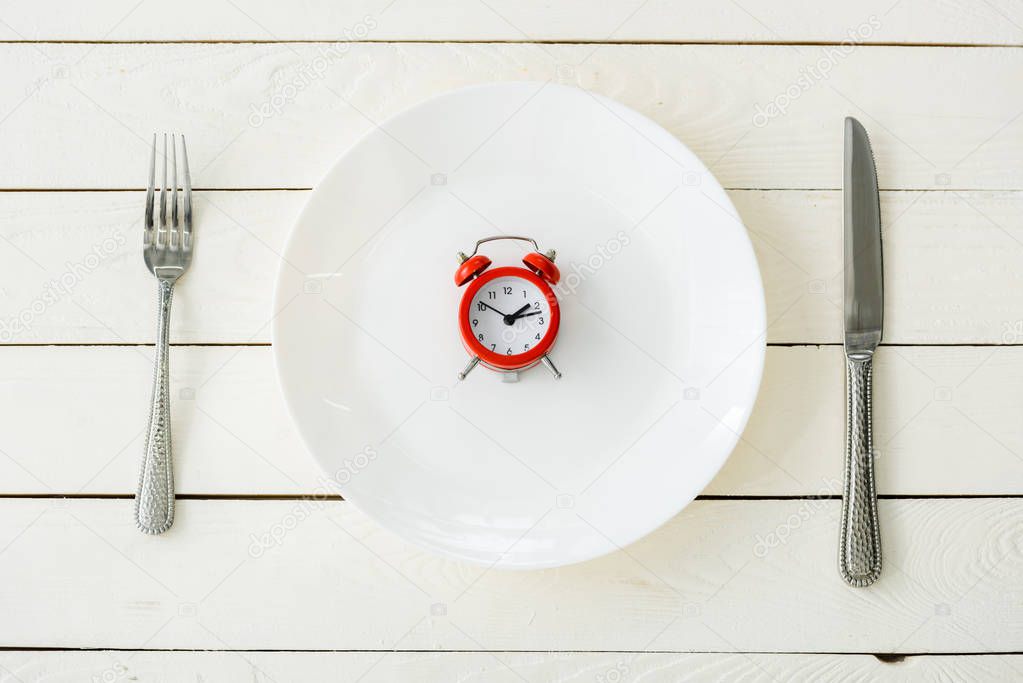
[
  {"left": 1, "top": 189, "right": 1021, "bottom": 345},
  {"left": 0, "top": 44, "right": 1018, "bottom": 190},
  {"left": 0, "top": 498, "right": 1018, "bottom": 651},
  {"left": 1, "top": 650, "right": 1021, "bottom": 682},
  {"left": 2, "top": 345, "right": 1022, "bottom": 496},
  {"left": 720, "top": 345, "right": 1023, "bottom": 496},
  {"left": 732, "top": 189, "right": 1023, "bottom": 345},
  {"left": 0, "top": 1, "right": 1019, "bottom": 45},
  {"left": 0, "top": 345, "right": 317, "bottom": 495},
  {"left": 0, "top": 191, "right": 301, "bottom": 345}
]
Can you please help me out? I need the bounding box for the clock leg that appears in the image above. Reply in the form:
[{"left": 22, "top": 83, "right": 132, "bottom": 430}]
[
  {"left": 541, "top": 354, "right": 562, "bottom": 380},
  {"left": 458, "top": 356, "right": 480, "bottom": 380}
]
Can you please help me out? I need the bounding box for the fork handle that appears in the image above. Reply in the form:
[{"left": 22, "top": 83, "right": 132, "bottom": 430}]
[
  {"left": 839, "top": 353, "right": 881, "bottom": 586},
  {"left": 136, "top": 280, "right": 175, "bottom": 534}
]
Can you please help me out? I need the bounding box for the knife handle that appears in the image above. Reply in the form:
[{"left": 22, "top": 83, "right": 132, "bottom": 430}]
[{"left": 839, "top": 352, "right": 882, "bottom": 587}]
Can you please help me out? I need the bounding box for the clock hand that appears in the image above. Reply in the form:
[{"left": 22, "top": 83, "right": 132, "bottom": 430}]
[
  {"left": 515, "top": 311, "right": 541, "bottom": 319},
  {"left": 479, "top": 302, "right": 509, "bottom": 317},
  {"left": 503, "top": 304, "right": 531, "bottom": 325}
]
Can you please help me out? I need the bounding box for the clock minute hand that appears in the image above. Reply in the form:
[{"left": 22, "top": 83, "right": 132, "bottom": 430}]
[
  {"left": 479, "top": 302, "right": 508, "bottom": 317},
  {"left": 504, "top": 304, "right": 531, "bottom": 325}
]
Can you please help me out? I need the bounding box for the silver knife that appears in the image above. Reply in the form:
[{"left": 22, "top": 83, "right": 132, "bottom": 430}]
[{"left": 840, "top": 117, "right": 883, "bottom": 587}]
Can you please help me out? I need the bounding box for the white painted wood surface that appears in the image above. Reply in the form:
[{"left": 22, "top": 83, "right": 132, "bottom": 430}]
[
  {"left": 0, "top": 498, "right": 1020, "bottom": 652},
  {"left": 1, "top": 651, "right": 1021, "bottom": 683},
  {"left": 2, "top": 345, "right": 1022, "bottom": 496},
  {"left": 0, "top": 44, "right": 1019, "bottom": 190},
  {"left": 1, "top": 189, "right": 1020, "bottom": 344},
  {"left": 0, "top": 2, "right": 1019, "bottom": 678},
  {"left": 1, "top": 1, "right": 1020, "bottom": 45}
]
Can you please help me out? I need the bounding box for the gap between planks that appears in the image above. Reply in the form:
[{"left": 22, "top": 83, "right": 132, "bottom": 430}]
[
  {"left": 0, "top": 39, "right": 1019, "bottom": 49},
  {"left": 0, "top": 647, "right": 1018, "bottom": 656},
  {"left": 0, "top": 494, "right": 1020, "bottom": 501},
  {"left": 0, "top": 187, "right": 1013, "bottom": 193},
  {"left": 3, "top": 342, "right": 1023, "bottom": 348}
]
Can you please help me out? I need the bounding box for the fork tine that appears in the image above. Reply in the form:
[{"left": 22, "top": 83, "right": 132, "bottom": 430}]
[
  {"left": 158, "top": 133, "right": 168, "bottom": 247},
  {"left": 171, "top": 134, "right": 179, "bottom": 249},
  {"left": 144, "top": 133, "right": 155, "bottom": 248},
  {"left": 181, "top": 135, "right": 192, "bottom": 250}
]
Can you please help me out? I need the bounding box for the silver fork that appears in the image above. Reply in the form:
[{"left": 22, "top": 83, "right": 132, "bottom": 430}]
[{"left": 136, "top": 133, "right": 192, "bottom": 535}]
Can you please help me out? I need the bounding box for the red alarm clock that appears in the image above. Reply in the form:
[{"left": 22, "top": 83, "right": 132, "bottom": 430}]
[{"left": 454, "top": 236, "right": 562, "bottom": 380}]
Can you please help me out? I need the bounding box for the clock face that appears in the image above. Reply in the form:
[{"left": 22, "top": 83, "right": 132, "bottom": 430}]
[{"left": 467, "top": 274, "right": 553, "bottom": 358}]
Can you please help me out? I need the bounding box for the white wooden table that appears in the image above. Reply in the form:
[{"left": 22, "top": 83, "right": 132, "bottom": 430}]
[{"left": 0, "top": 1, "right": 1021, "bottom": 680}]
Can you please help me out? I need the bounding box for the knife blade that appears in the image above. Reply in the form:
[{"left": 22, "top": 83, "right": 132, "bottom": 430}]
[
  {"left": 839, "top": 116, "right": 883, "bottom": 587},
  {"left": 845, "top": 117, "right": 884, "bottom": 354}
]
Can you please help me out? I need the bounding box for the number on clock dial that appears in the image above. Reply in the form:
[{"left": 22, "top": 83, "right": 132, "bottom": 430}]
[{"left": 469, "top": 275, "right": 551, "bottom": 355}]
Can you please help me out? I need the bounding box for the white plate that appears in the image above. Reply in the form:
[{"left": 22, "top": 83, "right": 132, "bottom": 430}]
[{"left": 272, "top": 82, "right": 765, "bottom": 569}]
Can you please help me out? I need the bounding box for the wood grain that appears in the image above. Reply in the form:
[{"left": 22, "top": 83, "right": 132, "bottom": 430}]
[
  {"left": 0, "top": 189, "right": 1020, "bottom": 345},
  {"left": 0, "top": 9, "right": 1017, "bottom": 666},
  {"left": 0, "top": 498, "right": 1018, "bottom": 651},
  {"left": 0, "top": 1, "right": 1019, "bottom": 45},
  {"left": 2, "top": 345, "right": 1022, "bottom": 496},
  {"left": 0, "top": 44, "right": 1018, "bottom": 190},
  {"left": 0, "top": 650, "right": 1020, "bottom": 682}
]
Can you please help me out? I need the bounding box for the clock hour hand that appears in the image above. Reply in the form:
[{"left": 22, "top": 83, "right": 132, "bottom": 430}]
[
  {"left": 507, "top": 306, "right": 543, "bottom": 324},
  {"left": 503, "top": 304, "right": 531, "bottom": 325}
]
